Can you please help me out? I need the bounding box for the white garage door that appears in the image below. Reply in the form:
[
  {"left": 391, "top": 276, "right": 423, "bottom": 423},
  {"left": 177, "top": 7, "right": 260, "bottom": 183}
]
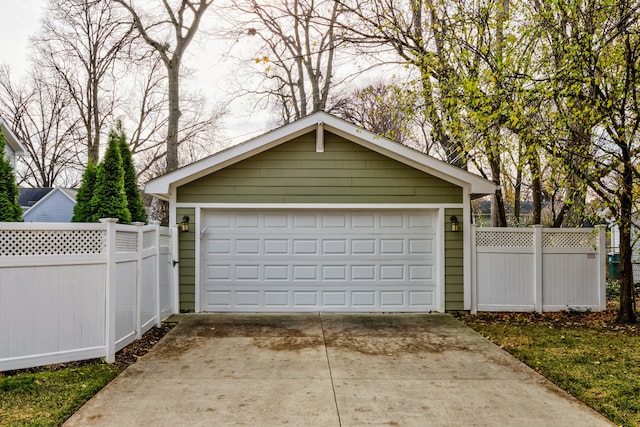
[{"left": 201, "top": 209, "right": 439, "bottom": 312}]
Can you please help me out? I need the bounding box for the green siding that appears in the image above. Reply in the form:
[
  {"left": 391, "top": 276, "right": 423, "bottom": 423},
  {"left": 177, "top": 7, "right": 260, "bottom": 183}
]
[
  {"left": 177, "top": 207, "right": 195, "bottom": 312},
  {"left": 445, "top": 208, "right": 464, "bottom": 311},
  {"left": 176, "top": 131, "right": 467, "bottom": 312},
  {"left": 177, "top": 132, "right": 462, "bottom": 204}
]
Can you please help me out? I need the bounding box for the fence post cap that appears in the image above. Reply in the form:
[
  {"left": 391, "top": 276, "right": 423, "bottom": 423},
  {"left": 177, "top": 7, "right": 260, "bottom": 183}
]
[
  {"left": 131, "top": 222, "right": 145, "bottom": 226},
  {"left": 150, "top": 221, "right": 161, "bottom": 226},
  {"left": 99, "top": 218, "right": 119, "bottom": 224}
]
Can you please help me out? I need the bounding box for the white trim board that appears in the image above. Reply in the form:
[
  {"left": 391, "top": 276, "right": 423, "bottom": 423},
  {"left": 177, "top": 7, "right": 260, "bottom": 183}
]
[{"left": 175, "top": 203, "right": 465, "bottom": 210}]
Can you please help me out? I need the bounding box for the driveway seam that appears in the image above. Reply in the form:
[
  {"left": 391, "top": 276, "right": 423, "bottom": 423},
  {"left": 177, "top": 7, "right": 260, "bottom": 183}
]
[{"left": 319, "top": 312, "right": 342, "bottom": 427}]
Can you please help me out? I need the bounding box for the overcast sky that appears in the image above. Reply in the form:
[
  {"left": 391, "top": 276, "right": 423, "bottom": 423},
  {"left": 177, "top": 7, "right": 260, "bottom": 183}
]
[{"left": 0, "top": 0, "right": 270, "bottom": 142}]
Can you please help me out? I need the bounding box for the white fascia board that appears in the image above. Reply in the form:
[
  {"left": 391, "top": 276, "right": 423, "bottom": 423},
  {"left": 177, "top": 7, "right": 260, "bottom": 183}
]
[
  {"left": 0, "top": 117, "right": 27, "bottom": 156},
  {"left": 145, "top": 115, "right": 321, "bottom": 197}
]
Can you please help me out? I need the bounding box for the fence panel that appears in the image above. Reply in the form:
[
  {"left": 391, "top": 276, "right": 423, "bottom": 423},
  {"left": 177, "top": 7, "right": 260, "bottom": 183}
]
[
  {"left": 0, "top": 221, "right": 174, "bottom": 371},
  {"left": 541, "top": 230, "right": 603, "bottom": 310},
  {"left": 472, "top": 226, "right": 606, "bottom": 313},
  {"left": 114, "top": 258, "right": 137, "bottom": 351},
  {"left": 0, "top": 223, "right": 109, "bottom": 371}
]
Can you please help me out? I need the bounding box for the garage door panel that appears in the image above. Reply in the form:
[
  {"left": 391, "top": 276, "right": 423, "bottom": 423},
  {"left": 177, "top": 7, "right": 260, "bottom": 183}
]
[{"left": 202, "top": 210, "right": 439, "bottom": 312}]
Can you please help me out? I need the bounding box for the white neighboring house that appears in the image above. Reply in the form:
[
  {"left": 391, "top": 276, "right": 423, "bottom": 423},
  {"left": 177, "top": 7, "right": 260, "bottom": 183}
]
[
  {"left": 0, "top": 116, "right": 26, "bottom": 169},
  {"left": 20, "top": 188, "right": 78, "bottom": 222}
]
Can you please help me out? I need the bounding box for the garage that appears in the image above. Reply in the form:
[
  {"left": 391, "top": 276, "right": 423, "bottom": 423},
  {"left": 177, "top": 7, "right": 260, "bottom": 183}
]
[
  {"left": 145, "top": 112, "right": 496, "bottom": 313},
  {"left": 201, "top": 209, "right": 438, "bottom": 312}
]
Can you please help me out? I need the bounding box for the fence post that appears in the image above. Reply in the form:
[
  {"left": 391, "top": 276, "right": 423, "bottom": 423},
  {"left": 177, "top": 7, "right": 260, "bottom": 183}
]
[
  {"left": 133, "top": 222, "right": 145, "bottom": 339},
  {"left": 100, "top": 218, "right": 118, "bottom": 363},
  {"left": 533, "top": 225, "right": 543, "bottom": 313},
  {"left": 596, "top": 225, "right": 607, "bottom": 311},
  {"left": 470, "top": 224, "right": 477, "bottom": 314},
  {"left": 152, "top": 221, "right": 162, "bottom": 327}
]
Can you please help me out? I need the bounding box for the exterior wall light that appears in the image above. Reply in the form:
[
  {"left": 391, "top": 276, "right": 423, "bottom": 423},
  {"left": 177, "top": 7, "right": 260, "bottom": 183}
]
[
  {"left": 450, "top": 215, "right": 460, "bottom": 232},
  {"left": 181, "top": 215, "right": 190, "bottom": 232}
]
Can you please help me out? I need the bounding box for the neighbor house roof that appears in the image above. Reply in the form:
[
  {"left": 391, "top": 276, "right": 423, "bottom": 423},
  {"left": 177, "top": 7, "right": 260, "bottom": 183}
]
[
  {"left": 0, "top": 116, "right": 27, "bottom": 157},
  {"left": 19, "top": 188, "right": 55, "bottom": 210},
  {"left": 145, "top": 111, "right": 497, "bottom": 199},
  {"left": 19, "top": 187, "right": 77, "bottom": 211}
]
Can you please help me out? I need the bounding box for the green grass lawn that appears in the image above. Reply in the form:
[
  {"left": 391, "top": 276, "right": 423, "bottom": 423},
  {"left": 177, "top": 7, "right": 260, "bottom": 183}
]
[
  {"left": 460, "top": 309, "right": 640, "bottom": 427},
  {"left": 0, "top": 324, "right": 172, "bottom": 426},
  {"left": 0, "top": 363, "right": 123, "bottom": 426}
]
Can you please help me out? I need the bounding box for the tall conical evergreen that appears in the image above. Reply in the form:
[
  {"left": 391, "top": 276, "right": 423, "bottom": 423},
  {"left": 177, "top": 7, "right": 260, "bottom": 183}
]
[
  {"left": 89, "top": 130, "right": 131, "bottom": 224},
  {"left": 117, "top": 127, "right": 146, "bottom": 223},
  {"left": 0, "top": 130, "right": 23, "bottom": 222},
  {"left": 72, "top": 161, "right": 98, "bottom": 222}
]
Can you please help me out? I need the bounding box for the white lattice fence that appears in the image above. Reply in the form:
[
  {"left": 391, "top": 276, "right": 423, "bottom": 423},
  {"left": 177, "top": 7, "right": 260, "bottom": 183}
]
[
  {"left": 0, "top": 228, "right": 106, "bottom": 256},
  {"left": 472, "top": 225, "right": 606, "bottom": 313},
  {"left": 0, "top": 221, "right": 175, "bottom": 371}
]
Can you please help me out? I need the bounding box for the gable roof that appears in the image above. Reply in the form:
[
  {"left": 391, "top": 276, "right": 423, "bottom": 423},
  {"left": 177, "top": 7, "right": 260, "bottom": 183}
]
[
  {"left": 0, "top": 116, "right": 27, "bottom": 157},
  {"left": 20, "top": 187, "right": 77, "bottom": 211},
  {"left": 145, "top": 111, "right": 497, "bottom": 200}
]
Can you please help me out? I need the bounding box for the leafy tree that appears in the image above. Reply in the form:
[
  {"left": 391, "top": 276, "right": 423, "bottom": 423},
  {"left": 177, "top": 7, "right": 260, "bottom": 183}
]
[
  {"left": 71, "top": 161, "right": 98, "bottom": 222},
  {"left": 117, "top": 126, "right": 146, "bottom": 223},
  {"left": 0, "top": 129, "right": 23, "bottom": 222},
  {"left": 532, "top": 0, "right": 639, "bottom": 323},
  {"left": 89, "top": 131, "right": 131, "bottom": 224}
]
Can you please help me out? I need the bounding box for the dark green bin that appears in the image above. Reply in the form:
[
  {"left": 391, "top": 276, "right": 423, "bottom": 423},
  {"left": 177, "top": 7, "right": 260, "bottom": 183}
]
[{"left": 608, "top": 253, "right": 620, "bottom": 279}]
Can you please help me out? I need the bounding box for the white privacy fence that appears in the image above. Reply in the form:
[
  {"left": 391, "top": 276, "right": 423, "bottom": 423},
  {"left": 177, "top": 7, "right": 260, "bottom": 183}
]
[
  {"left": 0, "top": 220, "right": 174, "bottom": 371},
  {"left": 471, "top": 225, "right": 606, "bottom": 313}
]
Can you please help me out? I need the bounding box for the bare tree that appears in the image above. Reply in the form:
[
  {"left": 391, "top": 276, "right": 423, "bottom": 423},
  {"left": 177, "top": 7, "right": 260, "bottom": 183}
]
[
  {"left": 34, "top": 0, "right": 133, "bottom": 165},
  {"left": 113, "top": 0, "right": 214, "bottom": 173},
  {"left": 222, "top": 0, "right": 344, "bottom": 124},
  {"left": 0, "top": 67, "right": 82, "bottom": 187},
  {"left": 115, "top": 53, "right": 227, "bottom": 183},
  {"left": 331, "top": 81, "right": 418, "bottom": 146}
]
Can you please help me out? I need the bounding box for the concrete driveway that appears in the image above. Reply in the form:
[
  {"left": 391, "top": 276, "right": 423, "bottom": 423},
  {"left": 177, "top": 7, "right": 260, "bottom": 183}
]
[{"left": 65, "top": 313, "right": 611, "bottom": 426}]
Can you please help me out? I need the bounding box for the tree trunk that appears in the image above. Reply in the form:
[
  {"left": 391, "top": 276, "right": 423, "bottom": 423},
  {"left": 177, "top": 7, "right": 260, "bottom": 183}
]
[
  {"left": 528, "top": 151, "right": 542, "bottom": 225},
  {"left": 562, "top": 174, "right": 586, "bottom": 227},
  {"left": 489, "top": 156, "right": 507, "bottom": 227},
  {"left": 166, "top": 62, "right": 181, "bottom": 173},
  {"left": 90, "top": 75, "right": 101, "bottom": 165},
  {"left": 617, "top": 162, "right": 637, "bottom": 324},
  {"left": 514, "top": 140, "right": 524, "bottom": 224}
]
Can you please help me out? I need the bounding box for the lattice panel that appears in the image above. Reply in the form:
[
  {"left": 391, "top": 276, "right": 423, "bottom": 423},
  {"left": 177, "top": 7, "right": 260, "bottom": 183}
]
[
  {"left": 143, "top": 231, "right": 156, "bottom": 250},
  {"left": 476, "top": 231, "right": 533, "bottom": 247},
  {"left": 542, "top": 232, "right": 596, "bottom": 248},
  {"left": 116, "top": 231, "right": 138, "bottom": 252},
  {"left": 0, "top": 230, "right": 106, "bottom": 256}
]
